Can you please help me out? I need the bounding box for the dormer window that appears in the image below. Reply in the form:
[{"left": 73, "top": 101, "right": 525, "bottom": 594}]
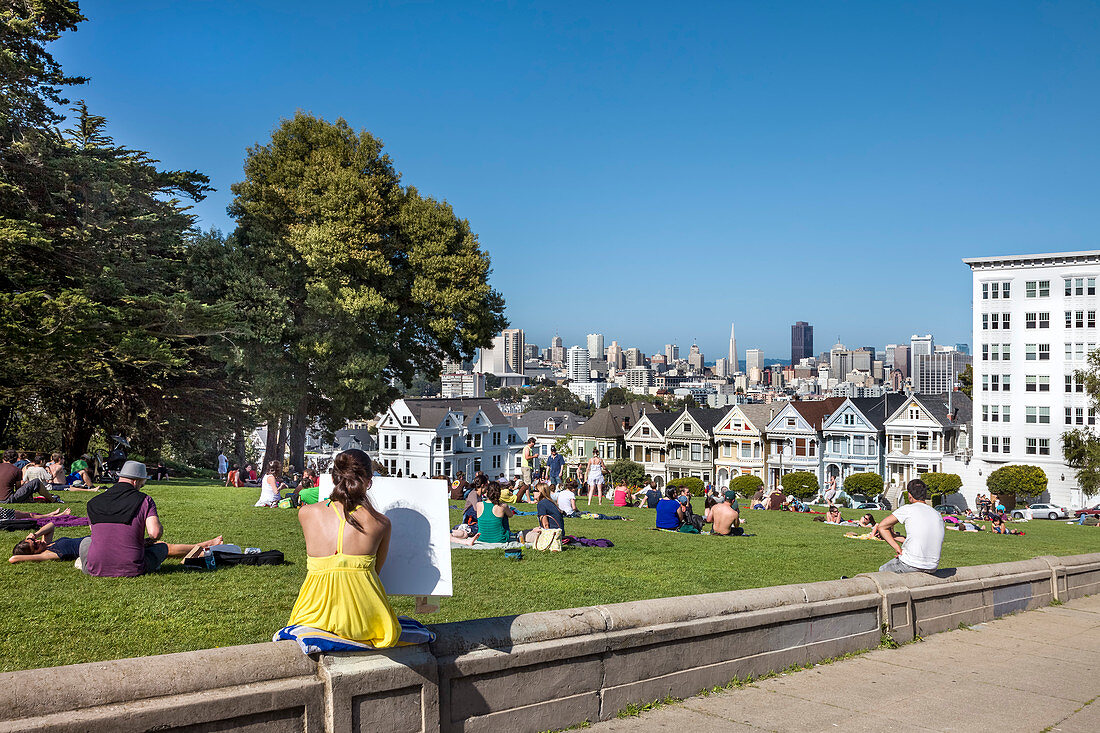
[{"left": 545, "top": 419, "right": 556, "bottom": 431}]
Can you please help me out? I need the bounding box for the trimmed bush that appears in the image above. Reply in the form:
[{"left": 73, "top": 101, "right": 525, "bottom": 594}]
[
  {"left": 667, "top": 477, "right": 705, "bottom": 497},
  {"left": 781, "top": 471, "right": 819, "bottom": 499},
  {"left": 986, "top": 464, "right": 1047, "bottom": 503},
  {"left": 920, "top": 472, "right": 962, "bottom": 503},
  {"left": 728, "top": 474, "right": 764, "bottom": 496},
  {"left": 843, "top": 472, "right": 883, "bottom": 496},
  {"left": 609, "top": 458, "right": 646, "bottom": 487}
]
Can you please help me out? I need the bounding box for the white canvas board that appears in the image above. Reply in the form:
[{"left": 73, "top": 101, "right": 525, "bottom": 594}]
[{"left": 315, "top": 474, "right": 452, "bottom": 597}]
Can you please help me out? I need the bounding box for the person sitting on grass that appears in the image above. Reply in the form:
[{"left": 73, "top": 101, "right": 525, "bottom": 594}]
[
  {"left": 535, "top": 483, "right": 565, "bottom": 532},
  {"left": 476, "top": 483, "right": 515, "bottom": 544},
  {"left": 80, "top": 461, "right": 177, "bottom": 577},
  {"left": 705, "top": 491, "right": 744, "bottom": 536},
  {"left": 286, "top": 449, "right": 402, "bottom": 647},
  {"left": 555, "top": 479, "right": 579, "bottom": 517},
  {"left": 10, "top": 520, "right": 224, "bottom": 564},
  {"left": 991, "top": 515, "right": 1024, "bottom": 535},
  {"left": 655, "top": 486, "right": 684, "bottom": 530},
  {"left": 255, "top": 460, "right": 286, "bottom": 507},
  {"left": 46, "top": 453, "right": 71, "bottom": 492},
  {"left": 69, "top": 453, "right": 96, "bottom": 489},
  {"left": 0, "top": 450, "right": 61, "bottom": 504}
]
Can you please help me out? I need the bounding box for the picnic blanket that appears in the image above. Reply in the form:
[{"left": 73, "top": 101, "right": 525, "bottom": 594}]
[
  {"left": 274, "top": 618, "right": 435, "bottom": 654},
  {"left": 35, "top": 515, "right": 89, "bottom": 527}
]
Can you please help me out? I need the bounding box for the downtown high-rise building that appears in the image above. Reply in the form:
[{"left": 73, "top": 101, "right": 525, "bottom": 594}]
[
  {"left": 624, "top": 347, "right": 643, "bottom": 369},
  {"left": 746, "top": 348, "right": 765, "bottom": 373},
  {"left": 665, "top": 344, "right": 679, "bottom": 364},
  {"left": 502, "top": 328, "right": 525, "bottom": 374},
  {"left": 605, "top": 340, "right": 624, "bottom": 371},
  {"left": 910, "top": 334, "right": 934, "bottom": 359},
  {"left": 714, "top": 357, "right": 729, "bottom": 378},
  {"left": 791, "top": 321, "right": 813, "bottom": 364},
  {"left": 567, "top": 346, "right": 591, "bottom": 383},
  {"left": 587, "top": 333, "right": 604, "bottom": 361},
  {"left": 688, "top": 343, "right": 704, "bottom": 372},
  {"left": 728, "top": 323, "right": 738, "bottom": 373}
]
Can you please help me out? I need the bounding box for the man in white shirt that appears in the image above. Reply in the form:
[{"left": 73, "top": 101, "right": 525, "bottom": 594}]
[
  {"left": 556, "top": 482, "right": 578, "bottom": 517},
  {"left": 877, "top": 478, "right": 945, "bottom": 573}
]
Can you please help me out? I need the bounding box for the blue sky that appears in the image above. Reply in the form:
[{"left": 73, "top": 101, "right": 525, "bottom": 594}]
[{"left": 54, "top": 1, "right": 1100, "bottom": 361}]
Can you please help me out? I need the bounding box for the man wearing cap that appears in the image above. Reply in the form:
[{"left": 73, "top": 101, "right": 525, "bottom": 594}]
[
  {"left": 876, "top": 478, "right": 945, "bottom": 574},
  {"left": 705, "top": 491, "right": 744, "bottom": 536},
  {"left": 79, "top": 461, "right": 170, "bottom": 577}
]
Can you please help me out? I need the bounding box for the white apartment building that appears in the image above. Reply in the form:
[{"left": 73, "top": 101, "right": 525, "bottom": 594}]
[
  {"left": 440, "top": 371, "right": 485, "bottom": 398},
  {"left": 965, "top": 250, "right": 1100, "bottom": 508},
  {"left": 626, "top": 365, "right": 654, "bottom": 390},
  {"left": 913, "top": 351, "right": 971, "bottom": 395},
  {"left": 746, "top": 349, "right": 765, "bottom": 374},
  {"left": 567, "top": 346, "right": 591, "bottom": 383}
]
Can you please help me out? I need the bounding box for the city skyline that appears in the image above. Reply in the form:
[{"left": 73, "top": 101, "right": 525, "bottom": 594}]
[{"left": 56, "top": 2, "right": 1100, "bottom": 356}]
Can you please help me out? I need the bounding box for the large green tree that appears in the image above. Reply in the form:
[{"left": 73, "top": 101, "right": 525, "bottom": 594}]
[
  {"left": 986, "top": 465, "right": 1047, "bottom": 503},
  {"left": 229, "top": 113, "right": 506, "bottom": 466},
  {"left": 781, "top": 471, "right": 820, "bottom": 499}
]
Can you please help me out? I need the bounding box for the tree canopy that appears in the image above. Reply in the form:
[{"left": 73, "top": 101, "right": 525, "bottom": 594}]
[
  {"left": 920, "top": 473, "right": 962, "bottom": 503},
  {"left": 728, "top": 474, "right": 763, "bottom": 495},
  {"left": 1063, "top": 349, "right": 1100, "bottom": 497},
  {"left": 608, "top": 458, "right": 645, "bottom": 487},
  {"left": 843, "top": 472, "right": 883, "bottom": 496}
]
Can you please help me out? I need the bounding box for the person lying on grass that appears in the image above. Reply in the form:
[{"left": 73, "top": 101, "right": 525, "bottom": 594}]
[
  {"left": 10, "top": 521, "right": 224, "bottom": 564},
  {"left": 1, "top": 506, "right": 72, "bottom": 521},
  {"left": 704, "top": 491, "right": 743, "bottom": 536}
]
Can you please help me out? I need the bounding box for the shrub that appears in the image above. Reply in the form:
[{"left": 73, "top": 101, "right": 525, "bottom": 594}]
[
  {"left": 609, "top": 458, "right": 646, "bottom": 487},
  {"left": 728, "top": 474, "right": 764, "bottom": 496},
  {"left": 919, "top": 472, "right": 962, "bottom": 504},
  {"left": 986, "top": 465, "right": 1047, "bottom": 502},
  {"left": 843, "top": 472, "right": 883, "bottom": 496},
  {"left": 780, "top": 471, "right": 819, "bottom": 499},
  {"left": 667, "top": 477, "right": 705, "bottom": 497}
]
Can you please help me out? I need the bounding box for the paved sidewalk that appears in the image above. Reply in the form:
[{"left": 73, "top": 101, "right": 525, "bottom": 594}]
[{"left": 587, "top": 594, "right": 1100, "bottom": 732}]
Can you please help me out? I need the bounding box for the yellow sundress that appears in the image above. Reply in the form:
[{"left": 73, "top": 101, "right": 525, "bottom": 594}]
[{"left": 287, "top": 501, "right": 401, "bottom": 647}]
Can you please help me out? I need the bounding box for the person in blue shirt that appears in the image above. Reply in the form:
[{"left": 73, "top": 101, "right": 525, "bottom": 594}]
[
  {"left": 655, "top": 487, "right": 685, "bottom": 530},
  {"left": 546, "top": 447, "right": 565, "bottom": 487}
]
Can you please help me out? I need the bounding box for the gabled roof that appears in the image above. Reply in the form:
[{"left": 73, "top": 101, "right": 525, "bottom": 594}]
[
  {"left": 843, "top": 394, "right": 911, "bottom": 431},
  {"left": 508, "top": 410, "right": 586, "bottom": 436},
  {"left": 684, "top": 407, "right": 729, "bottom": 431},
  {"left": 786, "top": 397, "right": 846, "bottom": 430},
  {"left": 915, "top": 392, "right": 972, "bottom": 428},
  {"left": 738, "top": 404, "right": 777, "bottom": 432},
  {"left": 400, "top": 397, "right": 507, "bottom": 429},
  {"left": 572, "top": 408, "right": 628, "bottom": 438}
]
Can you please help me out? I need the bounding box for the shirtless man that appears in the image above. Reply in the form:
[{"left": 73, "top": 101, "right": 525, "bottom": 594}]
[
  {"left": 705, "top": 491, "right": 744, "bottom": 536},
  {"left": 10, "top": 522, "right": 224, "bottom": 564}
]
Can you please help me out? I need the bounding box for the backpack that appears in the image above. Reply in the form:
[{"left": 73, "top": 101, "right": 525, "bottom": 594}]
[{"left": 212, "top": 549, "right": 285, "bottom": 566}]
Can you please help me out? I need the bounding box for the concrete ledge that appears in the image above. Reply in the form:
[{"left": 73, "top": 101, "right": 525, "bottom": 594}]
[{"left": 2, "top": 553, "right": 1097, "bottom": 733}]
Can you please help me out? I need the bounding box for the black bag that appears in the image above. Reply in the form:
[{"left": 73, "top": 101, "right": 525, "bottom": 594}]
[
  {"left": 212, "top": 549, "right": 284, "bottom": 566},
  {"left": 0, "top": 519, "right": 38, "bottom": 532}
]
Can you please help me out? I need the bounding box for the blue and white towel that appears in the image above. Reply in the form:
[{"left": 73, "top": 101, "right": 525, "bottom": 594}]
[{"left": 273, "top": 618, "right": 436, "bottom": 654}]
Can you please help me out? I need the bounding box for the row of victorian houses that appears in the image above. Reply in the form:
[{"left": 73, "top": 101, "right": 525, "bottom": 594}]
[
  {"left": 567, "top": 393, "right": 973, "bottom": 501},
  {"left": 374, "top": 393, "right": 973, "bottom": 502}
]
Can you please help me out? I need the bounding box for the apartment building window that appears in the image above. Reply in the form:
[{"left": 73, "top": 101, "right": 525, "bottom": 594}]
[
  {"left": 990, "top": 436, "right": 1000, "bottom": 454},
  {"left": 1002, "top": 374, "right": 1010, "bottom": 391},
  {"left": 1026, "top": 438, "right": 1037, "bottom": 455},
  {"left": 1025, "top": 407, "right": 1050, "bottom": 424},
  {"left": 1039, "top": 439, "right": 1050, "bottom": 456},
  {"left": 830, "top": 438, "right": 841, "bottom": 452},
  {"left": 982, "top": 436, "right": 988, "bottom": 453},
  {"left": 1025, "top": 280, "right": 1049, "bottom": 298},
  {"left": 491, "top": 455, "right": 501, "bottom": 469},
  {"left": 1040, "top": 312, "right": 1050, "bottom": 328},
  {"left": 472, "top": 433, "right": 482, "bottom": 448},
  {"left": 722, "top": 443, "right": 732, "bottom": 458},
  {"left": 982, "top": 344, "right": 988, "bottom": 361},
  {"left": 493, "top": 431, "right": 501, "bottom": 446},
  {"left": 852, "top": 436, "right": 865, "bottom": 455},
  {"left": 1003, "top": 406, "right": 1011, "bottom": 422},
  {"left": 1025, "top": 376, "right": 1050, "bottom": 392},
  {"left": 982, "top": 313, "right": 988, "bottom": 330},
  {"left": 1026, "top": 344, "right": 1037, "bottom": 360},
  {"left": 1003, "top": 437, "right": 1011, "bottom": 453},
  {"left": 795, "top": 438, "right": 807, "bottom": 457},
  {"left": 984, "top": 281, "right": 1011, "bottom": 299},
  {"left": 1091, "top": 311, "right": 1097, "bottom": 328},
  {"left": 443, "top": 436, "right": 452, "bottom": 451},
  {"left": 1026, "top": 313, "right": 1037, "bottom": 329},
  {"left": 1065, "top": 277, "right": 1092, "bottom": 296},
  {"left": 1066, "top": 311, "right": 1073, "bottom": 329}
]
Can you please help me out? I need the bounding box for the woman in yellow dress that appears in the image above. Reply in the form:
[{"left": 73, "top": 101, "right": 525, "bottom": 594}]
[{"left": 287, "top": 449, "right": 400, "bottom": 647}]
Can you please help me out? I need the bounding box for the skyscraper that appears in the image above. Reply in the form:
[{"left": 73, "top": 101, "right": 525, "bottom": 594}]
[
  {"left": 746, "top": 348, "right": 765, "bottom": 373},
  {"left": 791, "top": 322, "right": 813, "bottom": 365},
  {"left": 688, "top": 343, "right": 704, "bottom": 372},
  {"left": 728, "top": 323, "right": 738, "bottom": 373},
  {"left": 567, "top": 346, "right": 591, "bottom": 383},
  {"left": 714, "top": 357, "right": 729, "bottom": 378},
  {"left": 502, "top": 328, "right": 525, "bottom": 374},
  {"left": 605, "top": 340, "right": 624, "bottom": 371},
  {"left": 665, "top": 344, "right": 679, "bottom": 364},
  {"left": 910, "top": 334, "right": 934, "bottom": 359},
  {"left": 587, "top": 333, "right": 604, "bottom": 361}
]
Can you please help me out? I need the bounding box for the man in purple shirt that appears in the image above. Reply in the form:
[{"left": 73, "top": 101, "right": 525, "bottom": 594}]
[{"left": 79, "top": 461, "right": 169, "bottom": 577}]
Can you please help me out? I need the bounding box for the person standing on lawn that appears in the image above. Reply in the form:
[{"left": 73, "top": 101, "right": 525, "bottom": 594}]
[
  {"left": 79, "top": 461, "right": 172, "bottom": 577},
  {"left": 521, "top": 438, "right": 537, "bottom": 486},
  {"left": 876, "top": 478, "right": 944, "bottom": 574},
  {"left": 217, "top": 451, "right": 228, "bottom": 480},
  {"left": 546, "top": 446, "right": 565, "bottom": 488}
]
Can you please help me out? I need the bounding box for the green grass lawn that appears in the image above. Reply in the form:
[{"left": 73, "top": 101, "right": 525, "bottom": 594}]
[{"left": 1, "top": 480, "right": 1096, "bottom": 673}]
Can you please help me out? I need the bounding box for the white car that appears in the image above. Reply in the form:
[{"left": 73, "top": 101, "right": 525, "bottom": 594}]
[{"left": 1011, "top": 503, "right": 1070, "bottom": 520}]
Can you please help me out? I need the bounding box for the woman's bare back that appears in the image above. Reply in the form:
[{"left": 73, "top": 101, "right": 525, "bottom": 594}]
[{"left": 299, "top": 501, "right": 390, "bottom": 561}]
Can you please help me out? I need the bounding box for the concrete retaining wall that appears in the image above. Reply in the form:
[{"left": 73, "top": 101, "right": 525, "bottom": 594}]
[{"left": 3, "top": 552, "right": 1098, "bottom": 733}]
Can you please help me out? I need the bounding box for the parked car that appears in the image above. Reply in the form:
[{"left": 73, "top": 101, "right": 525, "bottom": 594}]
[
  {"left": 855, "top": 502, "right": 888, "bottom": 511},
  {"left": 1073, "top": 504, "right": 1100, "bottom": 518},
  {"left": 934, "top": 504, "right": 964, "bottom": 515},
  {"left": 1010, "top": 503, "right": 1070, "bottom": 520}
]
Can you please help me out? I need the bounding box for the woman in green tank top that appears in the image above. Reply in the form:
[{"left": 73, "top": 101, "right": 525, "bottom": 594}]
[{"left": 476, "top": 483, "right": 514, "bottom": 543}]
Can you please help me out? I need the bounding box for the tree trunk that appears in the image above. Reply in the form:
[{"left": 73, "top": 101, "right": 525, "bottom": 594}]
[
  {"left": 262, "top": 414, "right": 280, "bottom": 470},
  {"left": 61, "top": 406, "right": 96, "bottom": 463},
  {"left": 276, "top": 415, "right": 289, "bottom": 467},
  {"left": 289, "top": 396, "right": 309, "bottom": 471},
  {"left": 0, "top": 405, "right": 13, "bottom": 447},
  {"left": 234, "top": 426, "right": 247, "bottom": 471}
]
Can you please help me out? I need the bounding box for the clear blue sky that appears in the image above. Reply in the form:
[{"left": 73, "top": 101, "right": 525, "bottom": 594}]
[{"left": 54, "top": 1, "right": 1100, "bottom": 361}]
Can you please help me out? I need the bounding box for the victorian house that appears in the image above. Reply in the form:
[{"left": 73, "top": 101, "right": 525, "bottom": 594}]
[
  {"left": 764, "top": 397, "right": 846, "bottom": 490},
  {"left": 624, "top": 411, "right": 677, "bottom": 488},
  {"left": 820, "top": 395, "right": 909, "bottom": 489},
  {"left": 883, "top": 392, "right": 972, "bottom": 504},
  {"left": 664, "top": 407, "right": 726, "bottom": 484},
  {"left": 712, "top": 404, "right": 775, "bottom": 485}
]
